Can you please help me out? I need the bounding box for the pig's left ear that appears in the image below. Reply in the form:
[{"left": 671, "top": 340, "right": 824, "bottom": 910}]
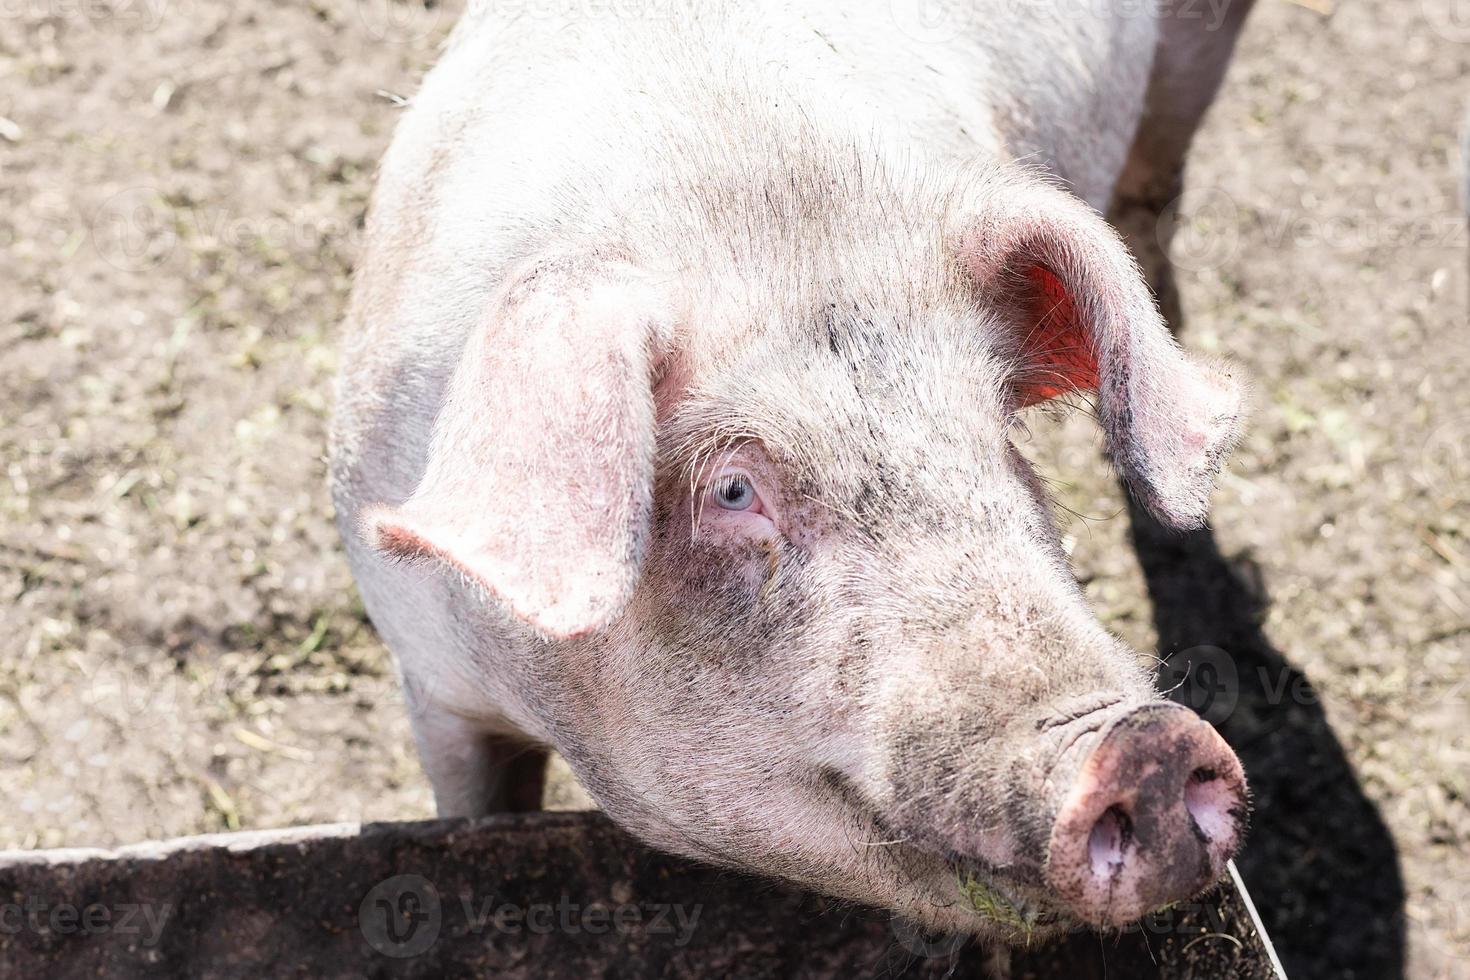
[
  {"left": 363, "top": 254, "right": 673, "bottom": 640},
  {"left": 956, "top": 174, "right": 1246, "bottom": 530}
]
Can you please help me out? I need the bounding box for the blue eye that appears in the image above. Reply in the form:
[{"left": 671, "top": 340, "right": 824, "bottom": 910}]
[{"left": 713, "top": 474, "right": 757, "bottom": 511}]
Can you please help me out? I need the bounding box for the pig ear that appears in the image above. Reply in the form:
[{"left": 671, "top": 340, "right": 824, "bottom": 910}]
[
  {"left": 362, "top": 255, "right": 673, "bottom": 640},
  {"left": 957, "top": 176, "right": 1246, "bottom": 530}
]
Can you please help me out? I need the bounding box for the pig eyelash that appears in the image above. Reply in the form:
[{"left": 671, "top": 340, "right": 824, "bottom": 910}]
[
  {"left": 681, "top": 433, "right": 755, "bottom": 520},
  {"left": 704, "top": 468, "right": 769, "bottom": 518},
  {"left": 710, "top": 472, "right": 762, "bottom": 513},
  {"left": 692, "top": 466, "right": 777, "bottom": 537}
]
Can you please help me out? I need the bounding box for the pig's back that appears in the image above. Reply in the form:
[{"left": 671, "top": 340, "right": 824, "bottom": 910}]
[{"left": 428, "top": 0, "right": 1154, "bottom": 206}]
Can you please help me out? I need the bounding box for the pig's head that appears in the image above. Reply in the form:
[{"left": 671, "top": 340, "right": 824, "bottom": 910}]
[{"left": 364, "top": 166, "right": 1249, "bottom": 940}]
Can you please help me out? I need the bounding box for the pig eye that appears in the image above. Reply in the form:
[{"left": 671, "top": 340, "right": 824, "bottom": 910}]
[
  {"left": 696, "top": 465, "right": 777, "bottom": 539},
  {"left": 712, "top": 471, "right": 760, "bottom": 512}
]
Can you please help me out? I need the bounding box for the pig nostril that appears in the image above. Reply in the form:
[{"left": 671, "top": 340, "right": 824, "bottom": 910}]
[
  {"left": 1087, "top": 805, "right": 1132, "bottom": 880},
  {"left": 1184, "top": 767, "right": 1235, "bottom": 844}
]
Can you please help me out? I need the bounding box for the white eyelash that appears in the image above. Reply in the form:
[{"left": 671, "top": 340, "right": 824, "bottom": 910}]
[{"left": 690, "top": 462, "right": 765, "bottom": 537}]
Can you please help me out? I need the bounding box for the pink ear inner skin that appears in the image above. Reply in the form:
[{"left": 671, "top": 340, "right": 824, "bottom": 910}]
[
  {"left": 955, "top": 173, "right": 1245, "bottom": 530},
  {"left": 1015, "top": 264, "right": 1101, "bottom": 407}
]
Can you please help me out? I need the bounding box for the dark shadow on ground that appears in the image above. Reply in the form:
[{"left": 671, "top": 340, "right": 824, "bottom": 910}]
[{"left": 1127, "top": 492, "right": 1406, "bottom": 980}]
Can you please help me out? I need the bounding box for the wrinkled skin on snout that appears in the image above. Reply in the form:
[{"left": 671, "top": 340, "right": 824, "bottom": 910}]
[{"left": 353, "top": 169, "right": 1250, "bottom": 940}]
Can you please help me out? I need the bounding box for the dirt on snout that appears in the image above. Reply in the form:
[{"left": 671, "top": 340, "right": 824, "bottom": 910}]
[{"left": 0, "top": 1, "right": 1466, "bottom": 977}]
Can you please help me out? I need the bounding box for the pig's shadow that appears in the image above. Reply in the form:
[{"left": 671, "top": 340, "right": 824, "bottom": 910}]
[{"left": 1126, "top": 493, "right": 1407, "bottom": 980}]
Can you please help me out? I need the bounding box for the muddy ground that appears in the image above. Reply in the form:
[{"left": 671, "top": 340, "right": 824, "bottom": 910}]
[{"left": 0, "top": 0, "right": 1466, "bottom": 977}]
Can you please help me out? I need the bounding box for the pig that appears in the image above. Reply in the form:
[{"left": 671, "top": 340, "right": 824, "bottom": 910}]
[{"left": 330, "top": 0, "right": 1257, "bottom": 942}]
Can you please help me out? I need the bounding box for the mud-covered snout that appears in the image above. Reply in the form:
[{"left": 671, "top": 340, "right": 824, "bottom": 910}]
[{"left": 1044, "top": 703, "right": 1247, "bottom": 928}]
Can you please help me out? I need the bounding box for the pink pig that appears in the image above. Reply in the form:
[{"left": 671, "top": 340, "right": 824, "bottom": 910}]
[{"left": 331, "top": 0, "right": 1256, "bottom": 940}]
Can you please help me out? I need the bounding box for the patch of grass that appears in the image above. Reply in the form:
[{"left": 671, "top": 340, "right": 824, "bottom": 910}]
[{"left": 956, "top": 872, "right": 1057, "bottom": 946}]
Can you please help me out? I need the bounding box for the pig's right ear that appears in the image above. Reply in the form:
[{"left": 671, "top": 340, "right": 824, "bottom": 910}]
[
  {"left": 955, "top": 172, "right": 1246, "bottom": 530},
  {"left": 362, "top": 255, "right": 673, "bottom": 640}
]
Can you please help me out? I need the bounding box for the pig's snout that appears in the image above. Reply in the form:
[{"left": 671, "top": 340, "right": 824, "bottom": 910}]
[{"left": 1044, "top": 704, "right": 1247, "bottom": 927}]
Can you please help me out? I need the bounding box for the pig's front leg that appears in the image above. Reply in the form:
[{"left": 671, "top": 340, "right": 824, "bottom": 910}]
[{"left": 408, "top": 707, "right": 548, "bottom": 816}]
